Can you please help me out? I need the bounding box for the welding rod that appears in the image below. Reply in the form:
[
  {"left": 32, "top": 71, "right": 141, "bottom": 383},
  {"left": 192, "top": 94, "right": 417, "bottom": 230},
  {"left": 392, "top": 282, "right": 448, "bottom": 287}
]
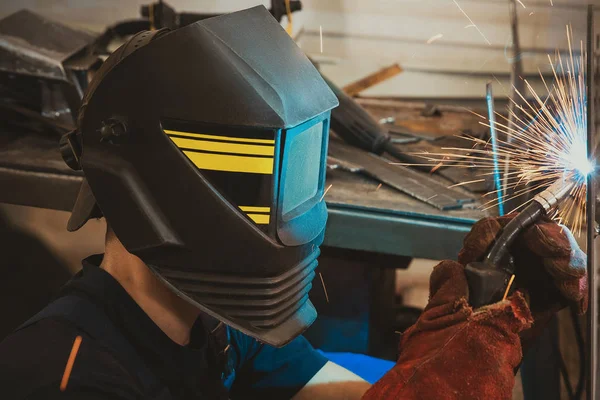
[{"left": 486, "top": 83, "right": 505, "bottom": 216}]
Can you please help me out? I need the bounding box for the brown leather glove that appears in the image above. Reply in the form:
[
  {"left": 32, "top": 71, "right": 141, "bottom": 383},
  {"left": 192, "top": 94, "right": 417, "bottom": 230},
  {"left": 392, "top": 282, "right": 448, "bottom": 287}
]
[
  {"left": 459, "top": 214, "right": 588, "bottom": 317},
  {"left": 459, "top": 215, "right": 588, "bottom": 350},
  {"left": 363, "top": 260, "right": 533, "bottom": 400},
  {"left": 363, "top": 216, "right": 588, "bottom": 400}
]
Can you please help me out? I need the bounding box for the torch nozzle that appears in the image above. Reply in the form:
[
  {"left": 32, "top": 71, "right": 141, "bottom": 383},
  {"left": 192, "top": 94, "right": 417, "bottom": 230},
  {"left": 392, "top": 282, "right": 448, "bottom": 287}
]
[{"left": 533, "top": 176, "right": 578, "bottom": 212}]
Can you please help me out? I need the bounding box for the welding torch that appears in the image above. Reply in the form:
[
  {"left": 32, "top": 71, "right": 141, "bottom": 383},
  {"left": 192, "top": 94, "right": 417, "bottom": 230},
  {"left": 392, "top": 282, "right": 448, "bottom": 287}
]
[{"left": 465, "top": 176, "right": 578, "bottom": 308}]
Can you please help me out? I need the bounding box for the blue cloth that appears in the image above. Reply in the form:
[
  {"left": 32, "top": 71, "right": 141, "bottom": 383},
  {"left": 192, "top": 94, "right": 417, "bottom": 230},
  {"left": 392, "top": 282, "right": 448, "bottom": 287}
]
[
  {"left": 228, "top": 330, "right": 329, "bottom": 399},
  {"left": 318, "top": 350, "right": 395, "bottom": 384}
]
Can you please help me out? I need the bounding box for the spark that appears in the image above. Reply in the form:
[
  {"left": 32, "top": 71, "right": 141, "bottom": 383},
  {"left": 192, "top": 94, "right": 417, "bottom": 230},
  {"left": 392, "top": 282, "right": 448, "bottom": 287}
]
[
  {"left": 516, "top": 0, "right": 526, "bottom": 9},
  {"left": 492, "top": 74, "right": 507, "bottom": 93},
  {"left": 319, "top": 25, "right": 323, "bottom": 53},
  {"left": 400, "top": 27, "right": 594, "bottom": 235},
  {"left": 427, "top": 33, "right": 444, "bottom": 44},
  {"left": 319, "top": 272, "right": 329, "bottom": 303},
  {"left": 529, "top": 12, "right": 535, "bottom": 16},
  {"left": 320, "top": 184, "right": 333, "bottom": 201},
  {"left": 375, "top": 183, "right": 383, "bottom": 191},
  {"left": 550, "top": 0, "right": 553, "bottom": 5},
  {"left": 465, "top": 24, "right": 476, "bottom": 29},
  {"left": 452, "top": 0, "right": 492, "bottom": 45}
]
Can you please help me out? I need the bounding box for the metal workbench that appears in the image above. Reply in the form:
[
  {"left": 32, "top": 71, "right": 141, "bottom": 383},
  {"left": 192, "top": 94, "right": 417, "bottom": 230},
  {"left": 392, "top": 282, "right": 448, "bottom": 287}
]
[{"left": 324, "top": 168, "right": 483, "bottom": 260}]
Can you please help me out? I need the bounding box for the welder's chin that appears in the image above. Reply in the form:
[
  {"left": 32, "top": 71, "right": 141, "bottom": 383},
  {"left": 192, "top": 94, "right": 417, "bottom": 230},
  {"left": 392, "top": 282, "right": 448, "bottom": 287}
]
[{"left": 147, "top": 253, "right": 320, "bottom": 347}]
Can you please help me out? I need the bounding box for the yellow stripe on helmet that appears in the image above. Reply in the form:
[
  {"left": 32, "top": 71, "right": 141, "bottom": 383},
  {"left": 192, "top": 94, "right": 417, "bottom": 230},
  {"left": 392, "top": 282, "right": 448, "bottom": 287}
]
[
  {"left": 182, "top": 151, "right": 273, "bottom": 174},
  {"left": 239, "top": 206, "right": 270, "bottom": 213},
  {"left": 247, "top": 213, "right": 270, "bottom": 224},
  {"left": 169, "top": 136, "right": 274, "bottom": 156},
  {"left": 165, "top": 129, "right": 275, "bottom": 145}
]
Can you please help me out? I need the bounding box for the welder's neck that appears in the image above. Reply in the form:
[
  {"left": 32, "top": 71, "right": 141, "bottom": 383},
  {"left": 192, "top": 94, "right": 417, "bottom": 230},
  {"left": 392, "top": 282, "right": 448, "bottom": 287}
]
[{"left": 100, "top": 235, "right": 201, "bottom": 346}]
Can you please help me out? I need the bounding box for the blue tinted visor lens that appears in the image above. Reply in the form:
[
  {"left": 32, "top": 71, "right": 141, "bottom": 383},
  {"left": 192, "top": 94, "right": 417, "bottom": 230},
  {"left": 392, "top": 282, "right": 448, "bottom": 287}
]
[
  {"left": 281, "top": 121, "right": 324, "bottom": 215},
  {"left": 275, "top": 113, "right": 330, "bottom": 247}
]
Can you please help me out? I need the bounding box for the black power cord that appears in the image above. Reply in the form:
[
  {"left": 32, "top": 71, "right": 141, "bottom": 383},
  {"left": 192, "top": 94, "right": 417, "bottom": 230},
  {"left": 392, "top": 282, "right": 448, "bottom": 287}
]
[
  {"left": 552, "top": 306, "right": 586, "bottom": 400},
  {"left": 571, "top": 306, "right": 586, "bottom": 400},
  {"left": 553, "top": 321, "right": 575, "bottom": 399}
]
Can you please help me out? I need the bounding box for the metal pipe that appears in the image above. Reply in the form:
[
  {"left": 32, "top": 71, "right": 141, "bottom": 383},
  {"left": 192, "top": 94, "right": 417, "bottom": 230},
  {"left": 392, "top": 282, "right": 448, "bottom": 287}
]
[
  {"left": 503, "top": 0, "right": 526, "bottom": 205},
  {"left": 586, "top": 6, "right": 597, "bottom": 400}
]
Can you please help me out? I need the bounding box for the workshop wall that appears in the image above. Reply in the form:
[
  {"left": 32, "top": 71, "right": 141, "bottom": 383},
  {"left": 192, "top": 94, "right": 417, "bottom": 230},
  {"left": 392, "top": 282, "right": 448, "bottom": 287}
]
[
  {"left": 0, "top": 0, "right": 591, "bottom": 101},
  {"left": 298, "top": 0, "right": 591, "bottom": 99}
]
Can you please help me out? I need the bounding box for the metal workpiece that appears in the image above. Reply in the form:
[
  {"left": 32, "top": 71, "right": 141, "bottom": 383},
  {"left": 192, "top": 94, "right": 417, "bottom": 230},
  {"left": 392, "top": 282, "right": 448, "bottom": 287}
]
[
  {"left": 326, "top": 156, "right": 364, "bottom": 173},
  {"left": 533, "top": 177, "right": 578, "bottom": 212},
  {"left": 328, "top": 140, "right": 475, "bottom": 210}
]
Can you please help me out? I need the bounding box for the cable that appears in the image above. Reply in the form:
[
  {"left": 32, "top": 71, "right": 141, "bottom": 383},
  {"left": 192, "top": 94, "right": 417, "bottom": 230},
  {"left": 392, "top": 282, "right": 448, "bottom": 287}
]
[
  {"left": 552, "top": 321, "right": 575, "bottom": 399},
  {"left": 571, "top": 306, "right": 586, "bottom": 400},
  {"left": 552, "top": 306, "right": 586, "bottom": 400}
]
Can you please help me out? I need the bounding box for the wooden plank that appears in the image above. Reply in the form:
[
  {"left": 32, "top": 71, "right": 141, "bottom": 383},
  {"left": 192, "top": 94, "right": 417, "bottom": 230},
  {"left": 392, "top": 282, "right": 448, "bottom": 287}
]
[{"left": 342, "top": 64, "right": 403, "bottom": 96}]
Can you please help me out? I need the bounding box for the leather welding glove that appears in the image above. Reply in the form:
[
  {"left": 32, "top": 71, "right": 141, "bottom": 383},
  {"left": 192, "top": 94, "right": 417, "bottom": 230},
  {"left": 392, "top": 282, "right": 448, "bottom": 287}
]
[
  {"left": 362, "top": 260, "right": 533, "bottom": 399},
  {"left": 457, "top": 214, "right": 588, "bottom": 351},
  {"left": 458, "top": 214, "right": 588, "bottom": 317},
  {"left": 362, "top": 216, "right": 587, "bottom": 400}
]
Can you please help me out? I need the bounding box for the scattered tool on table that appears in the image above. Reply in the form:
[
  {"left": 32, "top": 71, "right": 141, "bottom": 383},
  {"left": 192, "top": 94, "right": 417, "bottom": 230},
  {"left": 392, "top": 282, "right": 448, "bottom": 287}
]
[
  {"left": 328, "top": 140, "right": 474, "bottom": 210},
  {"left": 323, "top": 75, "right": 432, "bottom": 171}
]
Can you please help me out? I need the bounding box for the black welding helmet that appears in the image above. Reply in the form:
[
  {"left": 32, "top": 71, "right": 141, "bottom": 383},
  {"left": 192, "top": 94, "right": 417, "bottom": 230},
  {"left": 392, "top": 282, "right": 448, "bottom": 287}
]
[{"left": 61, "top": 6, "right": 338, "bottom": 346}]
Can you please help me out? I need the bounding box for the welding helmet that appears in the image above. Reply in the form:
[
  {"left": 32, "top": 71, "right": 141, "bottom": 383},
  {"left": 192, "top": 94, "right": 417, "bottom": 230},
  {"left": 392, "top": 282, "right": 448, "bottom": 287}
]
[{"left": 60, "top": 6, "right": 338, "bottom": 346}]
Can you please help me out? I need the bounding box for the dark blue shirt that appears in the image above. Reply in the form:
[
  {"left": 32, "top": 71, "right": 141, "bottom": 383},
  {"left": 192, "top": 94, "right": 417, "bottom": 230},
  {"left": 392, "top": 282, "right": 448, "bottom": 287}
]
[{"left": 0, "top": 256, "right": 327, "bottom": 399}]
